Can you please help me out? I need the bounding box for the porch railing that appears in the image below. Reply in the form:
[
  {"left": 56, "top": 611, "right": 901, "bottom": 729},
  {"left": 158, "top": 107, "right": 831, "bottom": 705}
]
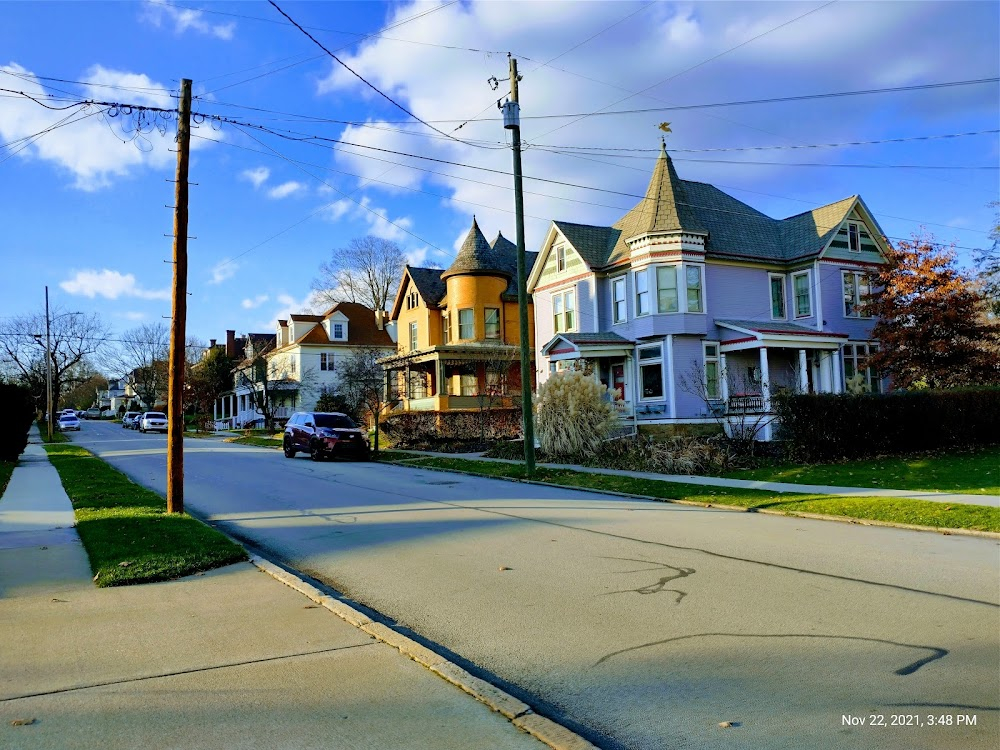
[
  {"left": 727, "top": 394, "right": 766, "bottom": 414},
  {"left": 611, "top": 399, "right": 633, "bottom": 418}
]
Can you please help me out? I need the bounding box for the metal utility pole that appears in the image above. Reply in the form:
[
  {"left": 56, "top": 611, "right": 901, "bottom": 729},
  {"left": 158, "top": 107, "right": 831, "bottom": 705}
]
[
  {"left": 503, "top": 55, "right": 536, "bottom": 476},
  {"left": 44, "top": 286, "right": 53, "bottom": 441},
  {"left": 166, "top": 78, "right": 192, "bottom": 514}
]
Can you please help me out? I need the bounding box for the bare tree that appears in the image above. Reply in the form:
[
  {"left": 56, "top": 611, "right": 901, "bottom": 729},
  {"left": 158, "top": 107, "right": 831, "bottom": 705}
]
[
  {"left": 104, "top": 323, "right": 170, "bottom": 409},
  {"left": 234, "top": 338, "right": 316, "bottom": 431},
  {"left": 311, "top": 236, "right": 406, "bottom": 312},
  {"left": 339, "top": 346, "right": 398, "bottom": 454},
  {"left": 472, "top": 344, "right": 519, "bottom": 449},
  {"left": 0, "top": 307, "right": 110, "bottom": 415}
]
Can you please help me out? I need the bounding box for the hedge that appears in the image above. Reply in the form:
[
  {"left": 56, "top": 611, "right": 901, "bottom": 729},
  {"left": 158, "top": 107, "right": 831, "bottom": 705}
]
[
  {"left": 773, "top": 388, "right": 1000, "bottom": 462},
  {"left": 381, "top": 408, "right": 523, "bottom": 447},
  {"left": 0, "top": 382, "right": 36, "bottom": 461}
]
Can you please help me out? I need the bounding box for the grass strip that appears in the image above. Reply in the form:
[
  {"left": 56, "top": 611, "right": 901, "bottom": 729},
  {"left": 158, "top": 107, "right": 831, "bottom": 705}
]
[
  {"left": 225, "top": 436, "right": 282, "bottom": 449},
  {"left": 379, "top": 453, "right": 1000, "bottom": 534},
  {"left": 721, "top": 446, "right": 1000, "bottom": 496},
  {"left": 44, "top": 444, "right": 247, "bottom": 587}
]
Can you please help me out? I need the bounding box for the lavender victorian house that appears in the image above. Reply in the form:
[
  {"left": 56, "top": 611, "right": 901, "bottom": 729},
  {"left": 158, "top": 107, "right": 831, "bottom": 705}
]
[{"left": 528, "top": 144, "right": 888, "bottom": 440}]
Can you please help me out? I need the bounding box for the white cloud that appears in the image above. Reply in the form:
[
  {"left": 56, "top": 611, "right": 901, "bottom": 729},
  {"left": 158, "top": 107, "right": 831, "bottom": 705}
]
[
  {"left": 209, "top": 260, "right": 238, "bottom": 285},
  {"left": 0, "top": 63, "right": 218, "bottom": 190},
  {"left": 255, "top": 292, "right": 323, "bottom": 331},
  {"left": 241, "top": 294, "right": 269, "bottom": 309},
  {"left": 319, "top": 194, "right": 414, "bottom": 242},
  {"left": 121, "top": 311, "right": 147, "bottom": 321},
  {"left": 60, "top": 270, "right": 169, "bottom": 300},
  {"left": 240, "top": 167, "right": 270, "bottom": 188},
  {"left": 141, "top": 0, "right": 235, "bottom": 40},
  {"left": 267, "top": 180, "right": 306, "bottom": 199}
]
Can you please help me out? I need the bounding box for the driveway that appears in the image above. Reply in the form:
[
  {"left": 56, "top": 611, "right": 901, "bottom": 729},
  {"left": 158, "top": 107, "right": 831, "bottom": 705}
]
[{"left": 75, "top": 422, "right": 1000, "bottom": 750}]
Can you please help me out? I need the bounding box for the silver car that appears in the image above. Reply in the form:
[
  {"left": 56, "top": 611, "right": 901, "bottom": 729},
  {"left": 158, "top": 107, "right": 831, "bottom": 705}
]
[
  {"left": 57, "top": 413, "right": 81, "bottom": 431},
  {"left": 139, "top": 412, "right": 168, "bottom": 433}
]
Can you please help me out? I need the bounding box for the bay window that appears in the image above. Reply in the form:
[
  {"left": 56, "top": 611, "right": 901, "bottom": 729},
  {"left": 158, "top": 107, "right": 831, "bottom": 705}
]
[
  {"left": 685, "top": 265, "right": 703, "bottom": 313},
  {"left": 656, "top": 266, "right": 678, "bottom": 313},
  {"left": 485, "top": 307, "right": 500, "bottom": 338},
  {"left": 635, "top": 269, "right": 649, "bottom": 316},
  {"left": 458, "top": 308, "right": 474, "bottom": 340}
]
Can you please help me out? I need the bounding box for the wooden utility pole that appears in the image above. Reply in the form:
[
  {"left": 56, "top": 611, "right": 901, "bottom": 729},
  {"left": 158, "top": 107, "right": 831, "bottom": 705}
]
[
  {"left": 44, "top": 286, "right": 53, "bottom": 441},
  {"left": 505, "top": 55, "right": 536, "bottom": 476},
  {"left": 167, "top": 78, "right": 192, "bottom": 514}
]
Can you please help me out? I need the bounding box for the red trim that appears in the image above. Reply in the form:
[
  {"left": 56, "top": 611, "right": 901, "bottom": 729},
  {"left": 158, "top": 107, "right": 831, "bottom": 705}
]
[
  {"left": 549, "top": 344, "right": 576, "bottom": 354},
  {"left": 753, "top": 327, "right": 849, "bottom": 338},
  {"left": 533, "top": 271, "right": 593, "bottom": 293},
  {"left": 722, "top": 335, "right": 757, "bottom": 345}
]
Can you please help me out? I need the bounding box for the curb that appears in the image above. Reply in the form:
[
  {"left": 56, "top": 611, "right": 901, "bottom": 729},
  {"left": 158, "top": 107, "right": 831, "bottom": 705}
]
[
  {"left": 380, "top": 458, "right": 1000, "bottom": 540},
  {"left": 250, "top": 555, "right": 599, "bottom": 750}
]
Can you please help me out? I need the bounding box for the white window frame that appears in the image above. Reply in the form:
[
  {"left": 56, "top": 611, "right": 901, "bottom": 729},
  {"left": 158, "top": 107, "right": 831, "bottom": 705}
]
[
  {"left": 703, "top": 342, "right": 721, "bottom": 400},
  {"left": 484, "top": 307, "right": 501, "bottom": 339},
  {"left": 634, "top": 268, "right": 650, "bottom": 317},
  {"left": 612, "top": 275, "right": 627, "bottom": 324},
  {"left": 847, "top": 221, "right": 861, "bottom": 253},
  {"left": 655, "top": 265, "right": 679, "bottom": 314},
  {"left": 684, "top": 263, "right": 705, "bottom": 313},
  {"left": 555, "top": 244, "right": 566, "bottom": 273},
  {"left": 333, "top": 322, "right": 344, "bottom": 339},
  {"left": 842, "top": 341, "right": 882, "bottom": 393},
  {"left": 636, "top": 343, "right": 664, "bottom": 402},
  {"left": 458, "top": 308, "right": 474, "bottom": 340},
  {"left": 768, "top": 273, "right": 787, "bottom": 320},
  {"left": 792, "top": 270, "right": 812, "bottom": 318},
  {"left": 842, "top": 270, "right": 872, "bottom": 318},
  {"left": 552, "top": 288, "right": 576, "bottom": 333},
  {"left": 442, "top": 312, "right": 450, "bottom": 343},
  {"left": 409, "top": 321, "right": 418, "bottom": 351}
]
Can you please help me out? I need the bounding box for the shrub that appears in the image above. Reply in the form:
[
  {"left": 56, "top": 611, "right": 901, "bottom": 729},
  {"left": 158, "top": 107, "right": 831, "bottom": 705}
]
[
  {"left": 586, "top": 435, "right": 741, "bottom": 475},
  {"left": 774, "top": 387, "right": 1000, "bottom": 462},
  {"left": 0, "top": 382, "right": 36, "bottom": 461},
  {"left": 534, "top": 371, "right": 616, "bottom": 458},
  {"left": 381, "top": 408, "right": 523, "bottom": 449}
]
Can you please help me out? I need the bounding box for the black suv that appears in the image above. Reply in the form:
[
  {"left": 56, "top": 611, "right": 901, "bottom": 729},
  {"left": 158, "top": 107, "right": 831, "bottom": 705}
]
[{"left": 283, "top": 412, "right": 370, "bottom": 462}]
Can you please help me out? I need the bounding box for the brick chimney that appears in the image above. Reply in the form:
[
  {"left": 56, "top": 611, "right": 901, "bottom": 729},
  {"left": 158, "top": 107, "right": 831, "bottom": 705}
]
[
  {"left": 209, "top": 339, "right": 216, "bottom": 349},
  {"left": 226, "top": 329, "right": 236, "bottom": 357},
  {"left": 375, "top": 310, "right": 385, "bottom": 330}
]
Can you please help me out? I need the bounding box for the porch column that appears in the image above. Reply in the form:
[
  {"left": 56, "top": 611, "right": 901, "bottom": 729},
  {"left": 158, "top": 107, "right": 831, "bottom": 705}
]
[
  {"left": 832, "top": 347, "right": 843, "bottom": 393},
  {"left": 759, "top": 346, "right": 771, "bottom": 412},
  {"left": 819, "top": 354, "right": 832, "bottom": 392},
  {"left": 719, "top": 353, "right": 729, "bottom": 403},
  {"left": 213, "top": 399, "right": 217, "bottom": 422},
  {"left": 798, "top": 349, "right": 809, "bottom": 394}
]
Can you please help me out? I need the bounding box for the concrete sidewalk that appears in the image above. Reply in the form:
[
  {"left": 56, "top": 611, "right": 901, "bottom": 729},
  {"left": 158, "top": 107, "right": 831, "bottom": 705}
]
[
  {"left": 0, "top": 428, "right": 554, "bottom": 750},
  {"left": 394, "top": 450, "right": 999, "bottom": 508}
]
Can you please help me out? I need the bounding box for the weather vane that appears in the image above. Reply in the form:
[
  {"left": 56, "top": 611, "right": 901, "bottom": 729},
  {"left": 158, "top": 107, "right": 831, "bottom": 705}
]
[{"left": 658, "top": 122, "right": 672, "bottom": 142}]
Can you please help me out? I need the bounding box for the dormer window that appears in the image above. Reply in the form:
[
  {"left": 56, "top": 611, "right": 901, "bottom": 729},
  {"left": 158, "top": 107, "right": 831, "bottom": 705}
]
[{"left": 333, "top": 323, "right": 344, "bottom": 339}]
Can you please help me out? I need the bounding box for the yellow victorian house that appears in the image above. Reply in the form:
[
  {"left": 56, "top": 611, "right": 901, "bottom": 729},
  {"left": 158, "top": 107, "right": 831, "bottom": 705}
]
[{"left": 381, "top": 218, "right": 537, "bottom": 412}]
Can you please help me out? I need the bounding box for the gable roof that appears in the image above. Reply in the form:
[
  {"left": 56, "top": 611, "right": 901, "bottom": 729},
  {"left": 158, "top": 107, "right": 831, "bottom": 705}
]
[
  {"left": 545, "top": 144, "right": 873, "bottom": 269},
  {"left": 276, "top": 302, "right": 394, "bottom": 352}
]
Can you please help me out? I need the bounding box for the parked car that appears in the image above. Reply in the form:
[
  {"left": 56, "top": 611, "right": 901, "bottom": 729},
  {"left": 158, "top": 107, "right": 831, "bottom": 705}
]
[
  {"left": 85, "top": 408, "right": 102, "bottom": 419},
  {"left": 283, "top": 412, "right": 370, "bottom": 462},
  {"left": 139, "top": 412, "right": 168, "bottom": 433},
  {"left": 122, "top": 411, "right": 142, "bottom": 429},
  {"left": 57, "top": 413, "right": 81, "bottom": 431}
]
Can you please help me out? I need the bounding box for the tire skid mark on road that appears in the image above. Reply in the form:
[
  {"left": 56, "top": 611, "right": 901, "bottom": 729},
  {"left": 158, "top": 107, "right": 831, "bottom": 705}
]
[{"left": 594, "top": 632, "right": 949, "bottom": 676}]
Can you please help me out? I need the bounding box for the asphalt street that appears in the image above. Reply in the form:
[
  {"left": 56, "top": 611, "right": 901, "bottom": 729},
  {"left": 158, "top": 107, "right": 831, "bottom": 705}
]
[{"left": 75, "top": 421, "right": 1000, "bottom": 750}]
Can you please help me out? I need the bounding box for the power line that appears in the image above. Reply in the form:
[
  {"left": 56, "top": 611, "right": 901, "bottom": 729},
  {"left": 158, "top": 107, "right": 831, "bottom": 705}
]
[{"left": 265, "top": 1, "right": 503, "bottom": 151}]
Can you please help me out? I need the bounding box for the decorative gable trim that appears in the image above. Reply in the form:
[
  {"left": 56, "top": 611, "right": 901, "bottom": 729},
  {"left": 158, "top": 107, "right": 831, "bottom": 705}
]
[{"left": 817, "top": 196, "right": 890, "bottom": 261}]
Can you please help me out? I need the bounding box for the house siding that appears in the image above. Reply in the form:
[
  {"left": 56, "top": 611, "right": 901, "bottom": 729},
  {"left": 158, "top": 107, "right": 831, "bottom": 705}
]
[
  {"left": 671, "top": 336, "right": 706, "bottom": 418},
  {"left": 820, "top": 261, "right": 879, "bottom": 340}
]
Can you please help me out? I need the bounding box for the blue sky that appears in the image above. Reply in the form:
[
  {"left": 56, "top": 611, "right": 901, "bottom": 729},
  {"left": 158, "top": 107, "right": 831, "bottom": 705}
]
[{"left": 1, "top": 0, "right": 997, "bottom": 347}]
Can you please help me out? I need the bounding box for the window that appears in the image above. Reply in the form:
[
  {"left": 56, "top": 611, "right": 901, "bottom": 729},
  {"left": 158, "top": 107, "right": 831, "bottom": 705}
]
[
  {"left": 460, "top": 371, "right": 477, "bottom": 396},
  {"left": 848, "top": 221, "right": 861, "bottom": 253},
  {"left": 555, "top": 244, "right": 566, "bottom": 272},
  {"left": 406, "top": 290, "right": 419, "bottom": 309},
  {"left": 409, "top": 322, "right": 418, "bottom": 351},
  {"left": 685, "top": 265, "right": 703, "bottom": 313},
  {"left": 635, "top": 269, "right": 649, "bottom": 316},
  {"left": 769, "top": 274, "right": 786, "bottom": 319},
  {"left": 637, "top": 344, "right": 663, "bottom": 401},
  {"left": 843, "top": 342, "right": 882, "bottom": 393},
  {"left": 703, "top": 343, "right": 720, "bottom": 400},
  {"left": 320, "top": 353, "right": 333, "bottom": 371},
  {"left": 552, "top": 289, "right": 575, "bottom": 333},
  {"left": 612, "top": 276, "right": 627, "bottom": 323},
  {"left": 842, "top": 271, "right": 872, "bottom": 318},
  {"left": 484, "top": 308, "right": 500, "bottom": 339},
  {"left": 656, "top": 266, "right": 678, "bottom": 314},
  {"left": 458, "top": 308, "right": 474, "bottom": 340},
  {"left": 792, "top": 271, "right": 812, "bottom": 317},
  {"left": 442, "top": 313, "right": 450, "bottom": 343},
  {"left": 333, "top": 323, "right": 344, "bottom": 339}
]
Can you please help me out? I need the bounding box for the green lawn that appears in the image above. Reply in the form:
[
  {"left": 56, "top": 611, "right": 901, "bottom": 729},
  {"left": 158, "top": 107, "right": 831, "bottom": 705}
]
[
  {"left": 44, "top": 444, "right": 247, "bottom": 587},
  {"left": 225, "top": 435, "right": 283, "bottom": 449},
  {"left": 721, "top": 446, "right": 1000, "bottom": 496},
  {"left": 378, "top": 453, "right": 1000, "bottom": 534}
]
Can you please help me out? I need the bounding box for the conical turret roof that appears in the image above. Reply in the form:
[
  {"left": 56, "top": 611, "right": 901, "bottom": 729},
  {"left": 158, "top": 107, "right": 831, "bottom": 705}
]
[
  {"left": 441, "top": 217, "right": 512, "bottom": 280},
  {"left": 634, "top": 141, "right": 706, "bottom": 235}
]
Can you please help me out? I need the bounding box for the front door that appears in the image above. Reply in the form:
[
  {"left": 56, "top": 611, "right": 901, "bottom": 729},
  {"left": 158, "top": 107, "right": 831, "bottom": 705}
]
[{"left": 611, "top": 364, "right": 626, "bottom": 401}]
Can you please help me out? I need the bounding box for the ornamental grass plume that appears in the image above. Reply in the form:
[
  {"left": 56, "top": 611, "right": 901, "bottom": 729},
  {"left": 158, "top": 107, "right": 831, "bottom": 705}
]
[{"left": 534, "top": 371, "right": 617, "bottom": 457}]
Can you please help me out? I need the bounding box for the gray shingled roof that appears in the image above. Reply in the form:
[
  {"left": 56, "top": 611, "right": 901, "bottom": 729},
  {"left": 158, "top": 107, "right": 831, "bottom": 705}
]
[
  {"left": 551, "top": 146, "right": 858, "bottom": 267},
  {"left": 442, "top": 218, "right": 511, "bottom": 281},
  {"left": 559, "top": 332, "right": 633, "bottom": 345},
  {"left": 407, "top": 266, "right": 447, "bottom": 307},
  {"left": 716, "top": 319, "right": 849, "bottom": 337}
]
